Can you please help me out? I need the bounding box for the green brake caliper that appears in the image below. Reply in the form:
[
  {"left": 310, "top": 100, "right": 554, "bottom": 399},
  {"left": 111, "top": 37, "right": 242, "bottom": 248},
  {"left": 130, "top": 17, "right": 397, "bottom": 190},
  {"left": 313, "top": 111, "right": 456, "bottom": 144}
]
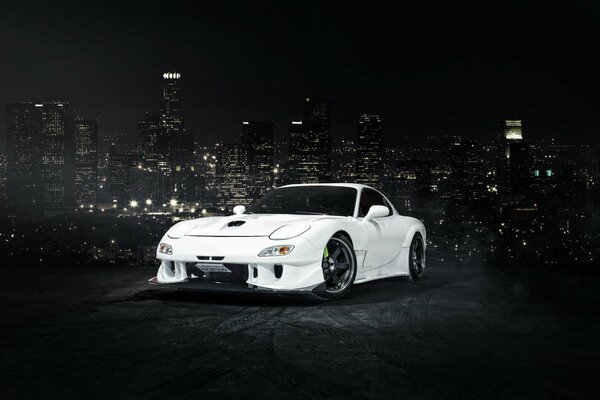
[{"left": 323, "top": 246, "right": 329, "bottom": 259}]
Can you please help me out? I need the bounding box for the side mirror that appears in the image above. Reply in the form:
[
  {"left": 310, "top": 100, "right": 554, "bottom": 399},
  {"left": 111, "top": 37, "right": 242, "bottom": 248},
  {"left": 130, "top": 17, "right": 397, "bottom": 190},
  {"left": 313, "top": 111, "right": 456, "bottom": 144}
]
[
  {"left": 362, "top": 205, "right": 389, "bottom": 223},
  {"left": 233, "top": 205, "right": 246, "bottom": 215}
]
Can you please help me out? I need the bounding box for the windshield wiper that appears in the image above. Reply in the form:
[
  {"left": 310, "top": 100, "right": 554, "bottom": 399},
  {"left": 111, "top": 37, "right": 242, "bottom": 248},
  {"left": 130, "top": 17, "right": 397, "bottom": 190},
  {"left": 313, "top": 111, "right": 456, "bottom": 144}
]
[{"left": 293, "top": 211, "right": 326, "bottom": 215}]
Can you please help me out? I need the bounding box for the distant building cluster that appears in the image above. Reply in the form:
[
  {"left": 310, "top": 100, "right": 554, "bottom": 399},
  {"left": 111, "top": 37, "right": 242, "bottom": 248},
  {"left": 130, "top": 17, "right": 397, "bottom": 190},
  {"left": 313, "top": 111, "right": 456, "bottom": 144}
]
[
  {"left": 1, "top": 72, "right": 598, "bottom": 267},
  {"left": 3, "top": 73, "right": 386, "bottom": 216}
]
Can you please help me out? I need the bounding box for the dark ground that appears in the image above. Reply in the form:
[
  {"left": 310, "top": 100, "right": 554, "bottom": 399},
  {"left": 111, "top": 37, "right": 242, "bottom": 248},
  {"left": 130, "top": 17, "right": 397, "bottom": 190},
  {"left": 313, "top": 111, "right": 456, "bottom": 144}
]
[{"left": 1, "top": 262, "right": 598, "bottom": 399}]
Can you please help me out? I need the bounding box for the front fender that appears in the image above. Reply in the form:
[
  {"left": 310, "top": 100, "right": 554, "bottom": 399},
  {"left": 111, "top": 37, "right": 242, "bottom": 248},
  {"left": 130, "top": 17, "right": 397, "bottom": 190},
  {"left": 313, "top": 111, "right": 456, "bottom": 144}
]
[{"left": 300, "top": 218, "right": 369, "bottom": 252}]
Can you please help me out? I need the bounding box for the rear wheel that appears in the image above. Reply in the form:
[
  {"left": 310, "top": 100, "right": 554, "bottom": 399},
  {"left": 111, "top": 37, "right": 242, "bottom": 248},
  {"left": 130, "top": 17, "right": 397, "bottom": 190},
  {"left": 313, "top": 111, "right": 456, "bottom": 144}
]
[
  {"left": 407, "top": 233, "right": 425, "bottom": 281},
  {"left": 318, "top": 235, "right": 357, "bottom": 300}
]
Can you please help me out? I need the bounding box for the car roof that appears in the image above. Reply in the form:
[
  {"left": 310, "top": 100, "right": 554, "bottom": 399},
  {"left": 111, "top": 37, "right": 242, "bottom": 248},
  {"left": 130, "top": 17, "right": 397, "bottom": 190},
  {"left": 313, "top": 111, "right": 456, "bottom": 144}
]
[{"left": 279, "top": 183, "right": 373, "bottom": 191}]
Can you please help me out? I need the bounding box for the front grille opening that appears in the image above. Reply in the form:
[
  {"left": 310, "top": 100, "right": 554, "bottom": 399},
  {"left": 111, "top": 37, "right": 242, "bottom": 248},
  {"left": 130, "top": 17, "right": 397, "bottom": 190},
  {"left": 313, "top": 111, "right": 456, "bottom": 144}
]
[
  {"left": 274, "top": 264, "right": 283, "bottom": 279},
  {"left": 196, "top": 256, "right": 225, "bottom": 261},
  {"left": 253, "top": 266, "right": 258, "bottom": 278},
  {"left": 186, "top": 263, "right": 249, "bottom": 284}
]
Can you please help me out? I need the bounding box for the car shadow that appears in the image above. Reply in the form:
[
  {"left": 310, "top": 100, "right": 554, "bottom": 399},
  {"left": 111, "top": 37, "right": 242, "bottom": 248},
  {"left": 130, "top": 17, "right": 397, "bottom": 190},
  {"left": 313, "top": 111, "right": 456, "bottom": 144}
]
[{"left": 131, "top": 274, "right": 448, "bottom": 308}]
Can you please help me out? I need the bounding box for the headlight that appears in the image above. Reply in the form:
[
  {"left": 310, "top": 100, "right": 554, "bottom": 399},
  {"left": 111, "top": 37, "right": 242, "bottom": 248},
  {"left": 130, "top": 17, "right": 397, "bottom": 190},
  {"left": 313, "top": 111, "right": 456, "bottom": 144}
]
[
  {"left": 158, "top": 243, "right": 173, "bottom": 255},
  {"left": 258, "top": 245, "right": 294, "bottom": 257}
]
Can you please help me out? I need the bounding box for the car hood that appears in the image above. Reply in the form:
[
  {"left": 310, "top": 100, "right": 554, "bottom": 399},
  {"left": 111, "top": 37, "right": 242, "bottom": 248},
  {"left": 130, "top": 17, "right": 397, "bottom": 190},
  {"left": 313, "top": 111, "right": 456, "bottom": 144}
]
[{"left": 183, "top": 214, "right": 343, "bottom": 237}]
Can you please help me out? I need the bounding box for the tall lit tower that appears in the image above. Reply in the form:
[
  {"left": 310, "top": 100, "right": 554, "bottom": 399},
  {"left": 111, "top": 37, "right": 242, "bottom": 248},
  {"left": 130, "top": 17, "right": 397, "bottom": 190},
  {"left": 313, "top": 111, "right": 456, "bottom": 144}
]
[
  {"left": 356, "top": 114, "right": 382, "bottom": 188},
  {"left": 160, "top": 72, "right": 184, "bottom": 141},
  {"left": 6, "top": 102, "right": 42, "bottom": 215},
  {"left": 159, "top": 71, "right": 184, "bottom": 175},
  {"left": 303, "top": 97, "right": 331, "bottom": 182},
  {"left": 288, "top": 120, "right": 318, "bottom": 183},
  {"left": 74, "top": 119, "right": 98, "bottom": 206},
  {"left": 138, "top": 111, "right": 160, "bottom": 168},
  {"left": 241, "top": 120, "right": 274, "bottom": 200},
  {"left": 38, "top": 102, "right": 75, "bottom": 210},
  {"left": 217, "top": 144, "right": 249, "bottom": 208},
  {"left": 497, "top": 119, "right": 530, "bottom": 195},
  {"left": 503, "top": 119, "right": 523, "bottom": 141},
  {"left": 160, "top": 71, "right": 194, "bottom": 200}
]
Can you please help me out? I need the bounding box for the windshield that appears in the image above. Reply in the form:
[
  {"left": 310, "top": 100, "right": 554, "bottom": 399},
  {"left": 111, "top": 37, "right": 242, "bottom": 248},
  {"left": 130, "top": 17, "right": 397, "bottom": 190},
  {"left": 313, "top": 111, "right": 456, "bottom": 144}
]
[{"left": 247, "top": 186, "right": 357, "bottom": 216}]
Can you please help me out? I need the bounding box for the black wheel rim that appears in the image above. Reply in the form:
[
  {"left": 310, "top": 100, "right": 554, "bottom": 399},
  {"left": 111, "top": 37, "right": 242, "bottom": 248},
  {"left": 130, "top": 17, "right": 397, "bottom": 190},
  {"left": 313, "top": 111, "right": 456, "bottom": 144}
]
[
  {"left": 411, "top": 237, "right": 425, "bottom": 276},
  {"left": 322, "top": 237, "right": 355, "bottom": 293}
]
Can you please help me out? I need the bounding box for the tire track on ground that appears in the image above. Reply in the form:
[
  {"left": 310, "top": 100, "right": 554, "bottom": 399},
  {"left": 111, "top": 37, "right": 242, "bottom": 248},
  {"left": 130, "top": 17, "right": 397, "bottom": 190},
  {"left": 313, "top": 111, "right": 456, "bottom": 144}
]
[{"left": 142, "top": 365, "right": 232, "bottom": 397}]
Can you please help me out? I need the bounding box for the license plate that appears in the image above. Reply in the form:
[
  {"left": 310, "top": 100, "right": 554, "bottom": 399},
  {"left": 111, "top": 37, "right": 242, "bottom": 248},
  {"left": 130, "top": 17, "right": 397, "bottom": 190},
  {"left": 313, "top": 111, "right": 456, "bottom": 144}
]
[{"left": 195, "top": 263, "right": 231, "bottom": 273}]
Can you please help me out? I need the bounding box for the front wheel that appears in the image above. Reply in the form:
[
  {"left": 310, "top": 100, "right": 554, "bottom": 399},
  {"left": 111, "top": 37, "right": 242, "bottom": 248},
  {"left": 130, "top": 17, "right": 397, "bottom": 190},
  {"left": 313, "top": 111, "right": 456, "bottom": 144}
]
[
  {"left": 407, "top": 233, "right": 425, "bottom": 281},
  {"left": 317, "top": 235, "right": 357, "bottom": 300}
]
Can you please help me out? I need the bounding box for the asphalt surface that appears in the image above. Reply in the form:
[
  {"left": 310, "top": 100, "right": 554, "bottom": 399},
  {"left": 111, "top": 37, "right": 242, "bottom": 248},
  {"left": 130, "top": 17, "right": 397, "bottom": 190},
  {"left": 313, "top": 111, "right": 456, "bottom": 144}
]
[{"left": 1, "top": 262, "right": 598, "bottom": 399}]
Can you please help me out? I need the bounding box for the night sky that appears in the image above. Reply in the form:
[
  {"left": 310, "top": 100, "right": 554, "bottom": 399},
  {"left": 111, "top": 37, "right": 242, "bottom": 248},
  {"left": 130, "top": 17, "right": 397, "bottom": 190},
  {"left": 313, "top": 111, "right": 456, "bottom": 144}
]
[{"left": 1, "top": 0, "right": 599, "bottom": 147}]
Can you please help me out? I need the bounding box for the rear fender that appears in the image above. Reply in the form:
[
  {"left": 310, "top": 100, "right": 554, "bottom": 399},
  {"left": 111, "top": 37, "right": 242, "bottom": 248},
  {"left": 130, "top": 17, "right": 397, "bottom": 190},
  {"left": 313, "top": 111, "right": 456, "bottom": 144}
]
[{"left": 401, "top": 219, "right": 426, "bottom": 249}]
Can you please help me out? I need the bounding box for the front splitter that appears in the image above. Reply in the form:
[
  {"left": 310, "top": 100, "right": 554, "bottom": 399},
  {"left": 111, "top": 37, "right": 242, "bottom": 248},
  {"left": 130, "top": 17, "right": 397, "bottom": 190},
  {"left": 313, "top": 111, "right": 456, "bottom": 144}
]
[{"left": 148, "top": 276, "right": 326, "bottom": 298}]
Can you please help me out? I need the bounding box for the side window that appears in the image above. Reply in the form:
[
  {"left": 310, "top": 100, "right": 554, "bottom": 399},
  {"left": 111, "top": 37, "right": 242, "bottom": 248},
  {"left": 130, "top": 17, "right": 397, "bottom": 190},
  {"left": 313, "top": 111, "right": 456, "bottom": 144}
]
[{"left": 358, "top": 189, "right": 392, "bottom": 217}]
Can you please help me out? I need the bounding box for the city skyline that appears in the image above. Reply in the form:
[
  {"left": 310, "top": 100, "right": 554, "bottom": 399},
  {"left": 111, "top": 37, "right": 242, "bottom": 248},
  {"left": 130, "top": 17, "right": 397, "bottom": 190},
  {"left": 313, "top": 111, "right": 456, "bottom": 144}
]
[
  {"left": 4, "top": 74, "right": 598, "bottom": 215},
  {"left": 1, "top": 69, "right": 598, "bottom": 150},
  {"left": 1, "top": 0, "right": 600, "bottom": 148}
]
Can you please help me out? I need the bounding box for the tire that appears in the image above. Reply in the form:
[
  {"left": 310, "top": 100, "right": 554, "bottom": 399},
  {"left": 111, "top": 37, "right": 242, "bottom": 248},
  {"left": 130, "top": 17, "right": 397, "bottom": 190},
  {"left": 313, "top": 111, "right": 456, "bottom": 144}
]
[
  {"left": 407, "top": 233, "right": 425, "bottom": 282},
  {"left": 317, "top": 234, "right": 358, "bottom": 300}
]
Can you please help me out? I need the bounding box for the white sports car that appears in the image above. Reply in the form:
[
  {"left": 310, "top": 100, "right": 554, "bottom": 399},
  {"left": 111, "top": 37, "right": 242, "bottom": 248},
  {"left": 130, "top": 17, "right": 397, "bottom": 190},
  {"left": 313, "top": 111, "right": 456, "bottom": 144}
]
[{"left": 150, "top": 183, "right": 426, "bottom": 299}]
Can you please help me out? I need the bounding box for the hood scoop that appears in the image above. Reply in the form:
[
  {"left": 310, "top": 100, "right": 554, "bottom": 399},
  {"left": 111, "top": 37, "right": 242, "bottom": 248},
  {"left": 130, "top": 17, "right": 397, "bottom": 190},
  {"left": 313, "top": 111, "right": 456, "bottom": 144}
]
[{"left": 227, "top": 220, "right": 246, "bottom": 227}]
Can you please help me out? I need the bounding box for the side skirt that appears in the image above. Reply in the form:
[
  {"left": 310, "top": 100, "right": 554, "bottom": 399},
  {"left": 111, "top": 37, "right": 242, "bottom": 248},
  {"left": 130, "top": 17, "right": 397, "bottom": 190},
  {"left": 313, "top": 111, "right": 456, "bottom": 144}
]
[{"left": 354, "top": 247, "right": 410, "bottom": 285}]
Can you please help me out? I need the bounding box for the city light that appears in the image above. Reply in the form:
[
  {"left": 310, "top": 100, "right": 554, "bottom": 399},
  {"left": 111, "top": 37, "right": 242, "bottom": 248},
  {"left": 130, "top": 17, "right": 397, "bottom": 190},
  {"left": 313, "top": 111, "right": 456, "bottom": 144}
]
[
  {"left": 145, "top": 199, "right": 152, "bottom": 205},
  {"left": 129, "top": 200, "right": 138, "bottom": 208},
  {"left": 170, "top": 199, "right": 177, "bottom": 206}
]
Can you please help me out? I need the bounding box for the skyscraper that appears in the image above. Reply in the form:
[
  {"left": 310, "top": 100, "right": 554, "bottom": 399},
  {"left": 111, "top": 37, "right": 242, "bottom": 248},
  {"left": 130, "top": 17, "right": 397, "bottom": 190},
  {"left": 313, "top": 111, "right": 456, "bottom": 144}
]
[
  {"left": 288, "top": 120, "right": 316, "bottom": 183},
  {"left": 497, "top": 119, "right": 531, "bottom": 195},
  {"left": 356, "top": 114, "right": 383, "bottom": 188},
  {"left": 160, "top": 72, "right": 185, "bottom": 151},
  {"left": 331, "top": 139, "right": 356, "bottom": 183},
  {"left": 39, "top": 102, "right": 75, "bottom": 210},
  {"left": 6, "top": 102, "right": 75, "bottom": 214},
  {"left": 74, "top": 119, "right": 98, "bottom": 206},
  {"left": 108, "top": 150, "right": 133, "bottom": 202},
  {"left": 507, "top": 141, "right": 531, "bottom": 194},
  {"left": 217, "top": 144, "right": 249, "bottom": 208},
  {"left": 160, "top": 71, "right": 194, "bottom": 200},
  {"left": 302, "top": 97, "right": 331, "bottom": 182},
  {"left": 241, "top": 120, "right": 274, "bottom": 200},
  {"left": 138, "top": 112, "right": 161, "bottom": 168},
  {"left": 450, "top": 139, "right": 484, "bottom": 200},
  {"left": 6, "top": 102, "right": 42, "bottom": 215}
]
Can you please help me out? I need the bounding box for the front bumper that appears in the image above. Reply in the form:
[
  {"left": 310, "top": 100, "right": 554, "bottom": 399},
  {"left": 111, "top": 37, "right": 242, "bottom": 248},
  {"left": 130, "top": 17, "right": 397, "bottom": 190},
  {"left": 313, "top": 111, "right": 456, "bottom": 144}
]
[{"left": 152, "top": 235, "right": 326, "bottom": 292}]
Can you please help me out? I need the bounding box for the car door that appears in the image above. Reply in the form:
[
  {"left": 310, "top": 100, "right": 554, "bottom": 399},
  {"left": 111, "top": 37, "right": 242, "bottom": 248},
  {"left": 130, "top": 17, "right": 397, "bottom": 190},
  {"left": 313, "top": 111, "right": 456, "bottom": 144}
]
[{"left": 358, "top": 188, "right": 405, "bottom": 270}]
